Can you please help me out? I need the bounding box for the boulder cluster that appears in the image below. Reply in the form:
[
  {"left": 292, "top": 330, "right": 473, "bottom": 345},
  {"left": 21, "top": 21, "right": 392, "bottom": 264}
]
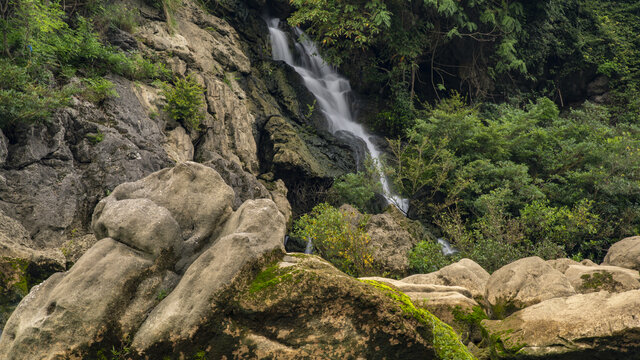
[
  {"left": 0, "top": 162, "right": 474, "bottom": 359},
  {"left": 366, "top": 239, "right": 640, "bottom": 359}
]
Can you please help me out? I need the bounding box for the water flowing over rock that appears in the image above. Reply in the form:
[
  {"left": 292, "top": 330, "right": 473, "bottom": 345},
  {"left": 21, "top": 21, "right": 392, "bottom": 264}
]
[
  {"left": 603, "top": 236, "right": 640, "bottom": 271},
  {"left": 266, "top": 18, "right": 409, "bottom": 213}
]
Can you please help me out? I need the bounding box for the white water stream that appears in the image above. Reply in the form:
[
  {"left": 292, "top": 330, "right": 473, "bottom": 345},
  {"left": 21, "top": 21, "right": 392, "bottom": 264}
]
[
  {"left": 267, "top": 18, "right": 409, "bottom": 214},
  {"left": 437, "top": 238, "right": 459, "bottom": 256}
]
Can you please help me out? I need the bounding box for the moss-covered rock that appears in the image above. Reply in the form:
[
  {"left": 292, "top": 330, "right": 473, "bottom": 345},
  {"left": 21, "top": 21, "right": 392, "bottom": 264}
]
[{"left": 225, "top": 254, "right": 476, "bottom": 359}]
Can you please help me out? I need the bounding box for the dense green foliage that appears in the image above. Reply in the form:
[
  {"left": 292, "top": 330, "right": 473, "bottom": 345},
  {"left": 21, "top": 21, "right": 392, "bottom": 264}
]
[
  {"left": 289, "top": 0, "right": 525, "bottom": 99},
  {"left": 289, "top": 0, "right": 640, "bottom": 133},
  {"left": 161, "top": 75, "right": 206, "bottom": 131},
  {"left": 292, "top": 203, "right": 374, "bottom": 276},
  {"left": 0, "top": 0, "right": 170, "bottom": 129},
  {"left": 326, "top": 158, "right": 382, "bottom": 213},
  {"left": 407, "top": 240, "right": 452, "bottom": 274},
  {"left": 389, "top": 95, "right": 639, "bottom": 269}
]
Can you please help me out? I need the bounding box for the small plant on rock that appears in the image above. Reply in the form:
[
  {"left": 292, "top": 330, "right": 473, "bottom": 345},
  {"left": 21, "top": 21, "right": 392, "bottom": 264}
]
[
  {"left": 81, "top": 77, "right": 118, "bottom": 104},
  {"left": 162, "top": 74, "right": 205, "bottom": 131}
]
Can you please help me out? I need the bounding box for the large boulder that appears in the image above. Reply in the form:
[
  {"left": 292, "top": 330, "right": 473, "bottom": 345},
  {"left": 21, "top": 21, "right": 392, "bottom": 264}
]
[
  {"left": 220, "top": 255, "right": 475, "bottom": 360},
  {"left": 603, "top": 236, "right": 640, "bottom": 271},
  {"left": 403, "top": 258, "right": 490, "bottom": 300},
  {"left": 564, "top": 264, "right": 640, "bottom": 294},
  {"left": 132, "top": 198, "right": 286, "bottom": 351},
  {"left": 0, "top": 210, "right": 65, "bottom": 331},
  {"left": 485, "top": 257, "right": 576, "bottom": 318},
  {"left": 546, "top": 258, "right": 580, "bottom": 273},
  {"left": 339, "top": 204, "right": 423, "bottom": 276},
  {"left": 92, "top": 162, "right": 235, "bottom": 259},
  {"left": 0, "top": 238, "right": 155, "bottom": 358},
  {"left": 482, "top": 290, "right": 640, "bottom": 358},
  {"left": 0, "top": 163, "right": 286, "bottom": 359},
  {"left": 201, "top": 152, "right": 272, "bottom": 209}
]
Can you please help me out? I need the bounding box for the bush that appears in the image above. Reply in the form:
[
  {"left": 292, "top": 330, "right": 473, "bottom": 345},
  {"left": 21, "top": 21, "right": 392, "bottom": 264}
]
[
  {"left": 327, "top": 159, "right": 382, "bottom": 213},
  {"left": 162, "top": 75, "right": 205, "bottom": 131},
  {"left": 81, "top": 77, "right": 118, "bottom": 104},
  {"left": 388, "top": 96, "right": 640, "bottom": 263},
  {"left": 0, "top": 1, "right": 169, "bottom": 128},
  {"left": 408, "top": 240, "right": 457, "bottom": 274},
  {"left": 292, "top": 203, "right": 373, "bottom": 277}
]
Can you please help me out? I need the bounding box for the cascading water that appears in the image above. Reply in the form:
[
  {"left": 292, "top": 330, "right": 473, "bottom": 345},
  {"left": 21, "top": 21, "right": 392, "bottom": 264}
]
[
  {"left": 304, "top": 237, "right": 313, "bottom": 254},
  {"left": 437, "top": 238, "right": 459, "bottom": 256},
  {"left": 267, "top": 18, "right": 409, "bottom": 214}
]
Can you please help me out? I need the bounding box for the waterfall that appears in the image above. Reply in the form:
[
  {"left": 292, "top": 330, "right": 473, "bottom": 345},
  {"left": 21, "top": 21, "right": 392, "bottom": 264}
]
[
  {"left": 267, "top": 18, "right": 409, "bottom": 214},
  {"left": 304, "top": 237, "right": 313, "bottom": 254},
  {"left": 438, "top": 238, "right": 459, "bottom": 256}
]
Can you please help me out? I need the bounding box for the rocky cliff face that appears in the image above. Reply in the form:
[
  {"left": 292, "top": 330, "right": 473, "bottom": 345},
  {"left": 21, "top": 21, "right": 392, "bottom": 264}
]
[{"left": 0, "top": 0, "right": 354, "bottom": 328}]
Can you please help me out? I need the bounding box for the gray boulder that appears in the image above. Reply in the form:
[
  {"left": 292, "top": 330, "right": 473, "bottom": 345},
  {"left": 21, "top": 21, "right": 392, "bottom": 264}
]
[
  {"left": 485, "top": 256, "right": 576, "bottom": 318},
  {"left": 564, "top": 264, "right": 640, "bottom": 294},
  {"left": 603, "top": 236, "right": 640, "bottom": 271},
  {"left": 482, "top": 290, "right": 640, "bottom": 358},
  {"left": 403, "top": 258, "right": 490, "bottom": 300},
  {"left": 0, "top": 162, "right": 286, "bottom": 359}
]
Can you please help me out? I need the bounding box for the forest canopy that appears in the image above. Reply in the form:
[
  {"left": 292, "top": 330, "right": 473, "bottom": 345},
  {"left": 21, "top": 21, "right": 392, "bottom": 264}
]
[{"left": 288, "top": 0, "right": 640, "bottom": 271}]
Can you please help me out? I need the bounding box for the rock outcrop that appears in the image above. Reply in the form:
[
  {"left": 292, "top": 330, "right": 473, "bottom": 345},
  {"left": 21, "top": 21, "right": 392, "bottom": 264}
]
[
  {"left": 0, "top": 163, "right": 477, "bottom": 359},
  {"left": 482, "top": 290, "right": 640, "bottom": 358},
  {"left": 0, "top": 78, "right": 172, "bottom": 253},
  {"left": 546, "top": 258, "right": 581, "bottom": 273},
  {"left": 360, "top": 276, "right": 481, "bottom": 336},
  {"left": 0, "top": 162, "right": 286, "bottom": 359},
  {"left": 339, "top": 204, "right": 425, "bottom": 276},
  {"left": 564, "top": 264, "right": 640, "bottom": 294},
  {"left": 403, "top": 258, "right": 490, "bottom": 300},
  {"left": 247, "top": 256, "right": 475, "bottom": 360},
  {"left": 484, "top": 257, "right": 576, "bottom": 318},
  {"left": 603, "top": 236, "right": 640, "bottom": 271}
]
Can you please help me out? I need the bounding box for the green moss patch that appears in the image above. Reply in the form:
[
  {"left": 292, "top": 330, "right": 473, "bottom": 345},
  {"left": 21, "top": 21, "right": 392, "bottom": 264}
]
[
  {"left": 580, "top": 271, "right": 621, "bottom": 292},
  {"left": 486, "top": 328, "right": 527, "bottom": 358},
  {"left": 248, "top": 262, "right": 296, "bottom": 294},
  {"left": 360, "top": 279, "right": 477, "bottom": 360}
]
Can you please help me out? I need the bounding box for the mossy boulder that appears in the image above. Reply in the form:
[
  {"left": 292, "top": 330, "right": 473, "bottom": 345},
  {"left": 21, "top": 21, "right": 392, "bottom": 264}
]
[{"left": 227, "top": 254, "right": 477, "bottom": 359}]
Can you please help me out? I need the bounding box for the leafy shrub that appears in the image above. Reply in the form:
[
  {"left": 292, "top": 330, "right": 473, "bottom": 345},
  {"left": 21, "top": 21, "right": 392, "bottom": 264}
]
[
  {"left": 328, "top": 159, "right": 382, "bottom": 213},
  {"left": 374, "top": 85, "right": 416, "bottom": 137},
  {"left": 0, "top": 0, "right": 169, "bottom": 128},
  {"left": 329, "top": 173, "right": 376, "bottom": 212},
  {"left": 292, "top": 203, "right": 373, "bottom": 276},
  {"left": 81, "top": 77, "right": 118, "bottom": 104},
  {"left": 85, "top": 131, "right": 104, "bottom": 144},
  {"left": 408, "top": 240, "right": 457, "bottom": 274},
  {"left": 0, "top": 60, "right": 76, "bottom": 127},
  {"left": 388, "top": 96, "right": 640, "bottom": 263},
  {"left": 162, "top": 75, "right": 205, "bottom": 131}
]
